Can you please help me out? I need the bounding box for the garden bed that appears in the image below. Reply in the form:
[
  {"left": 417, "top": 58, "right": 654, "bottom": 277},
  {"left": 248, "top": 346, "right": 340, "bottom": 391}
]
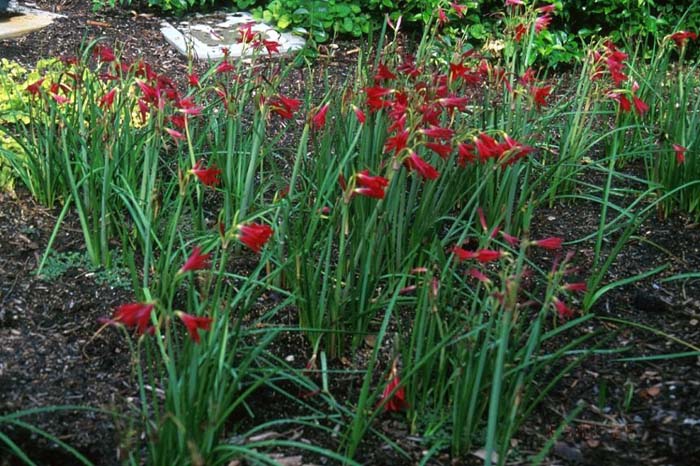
[{"left": 1, "top": 1, "right": 700, "bottom": 465}]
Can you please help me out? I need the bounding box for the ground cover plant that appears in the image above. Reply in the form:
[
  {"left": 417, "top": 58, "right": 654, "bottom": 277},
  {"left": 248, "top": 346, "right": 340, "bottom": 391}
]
[{"left": 1, "top": 1, "right": 700, "bottom": 465}]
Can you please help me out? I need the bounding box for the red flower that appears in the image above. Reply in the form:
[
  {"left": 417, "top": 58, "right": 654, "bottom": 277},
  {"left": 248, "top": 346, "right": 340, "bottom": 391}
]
[
  {"left": 164, "top": 127, "right": 185, "bottom": 141},
  {"left": 238, "top": 22, "right": 257, "bottom": 43},
  {"left": 269, "top": 94, "right": 301, "bottom": 119},
  {"left": 514, "top": 24, "right": 528, "bottom": 42},
  {"left": 425, "top": 142, "right": 452, "bottom": 159},
  {"left": 374, "top": 63, "right": 397, "bottom": 82},
  {"left": 187, "top": 73, "right": 200, "bottom": 88},
  {"left": 191, "top": 160, "right": 222, "bottom": 187},
  {"left": 26, "top": 78, "right": 44, "bottom": 96},
  {"left": 531, "top": 85, "right": 552, "bottom": 110},
  {"left": 457, "top": 142, "right": 477, "bottom": 166},
  {"left": 420, "top": 125, "right": 455, "bottom": 140},
  {"left": 438, "top": 95, "right": 468, "bottom": 110},
  {"left": 552, "top": 297, "right": 574, "bottom": 320},
  {"left": 312, "top": 104, "right": 329, "bottom": 129},
  {"left": 383, "top": 130, "right": 409, "bottom": 155},
  {"left": 405, "top": 151, "right": 440, "bottom": 180},
  {"left": 51, "top": 93, "right": 70, "bottom": 105},
  {"left": 467, "top": 268, "right": 492, "bottom": 285},
  {"left": 672, "top": 144, "right": 687, "bottom": 164},
  {"left": 530, "top": 236, "right": 563, "bottom": 250},
  {"left": 670, "top": 31, "right": 697, "bottom": 47},
  {"left": 354, "top": 170, "right": 389, "bottom": 199},
  {"left": 632, "top": 96, "right": 649, "bottom": 116},
  {"left": 93, "top": 45, "right": 116, "bottom": 63},
  {"left": 452, "top": 247, "right": 504, "bottom": 263},
  {"left": 261, "top": 39, "right": 281, "bottom": 54},
  {"left": 111, "top": 302, "right": 155, "bottom": 334},
  {"left": 450, "top": 2, "right": 467, "bottom": 17},
  {"left": 535, "top": 14, "right": 552, "bottom": 33},
  {"left": 176, "top": 311, "right": 213, "bottom": 344},
  {"left": 238, "top": 223, "right": 273, "bottom": 253},
  {"left": 216, "top": 61, "right": 235, "bottom": 74},
  {"left": 365, "top": 86, "right": 393, "bottom": 111},
  {"left": 380, "top": 374, "right": 409, "bottom": 412},
  {"left": 562, "top": 282, "right": 587, "bottom": 293},
  {"left": 99, "top": 88, "right": 117, "bottom": 109},
  {"left": 351, "top": 105, "right": 366, "bottom": 124},
  {"left": 179, "top": 246, "right": 212, "bottom": 273}
]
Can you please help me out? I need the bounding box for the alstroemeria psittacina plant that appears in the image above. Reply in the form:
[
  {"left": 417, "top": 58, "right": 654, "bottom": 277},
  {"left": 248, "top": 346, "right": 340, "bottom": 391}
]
[
  {"left": 353, "top": 170, "right": 390, "bottom": 200},
  {"left": 179, "top": 246, "right": 212, "bottom": 274},
  {"left": 191, "top": 160, "right": 222, "bottom": 187},
  {"left": 107, "top": 302, "right": 155, "bottom": 334},
  {"left": 176, "top": 311, "right": 213, "bottom": 344},
  {"left": 237, "top": 223, "right": 273, "bottom": 253},
  {"left": 380, "top": 362, "right": 409, "bottom": 412}
]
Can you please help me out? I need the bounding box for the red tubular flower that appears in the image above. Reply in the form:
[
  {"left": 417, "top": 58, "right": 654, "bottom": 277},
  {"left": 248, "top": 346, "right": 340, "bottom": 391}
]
[
  {"left": 176, "top": 311, "right": 213, "bottom": 344},
  {"left": 535, "top": 14, "right": 552, "bottom": 33},
  {"left": 112, "top": 302, "right": 155, "bottom": 334},
  {"left": 354, "top": 170, "right": 389, "bottom": 199},
  {"left": 530, "top": 236, "right": 563, "bottom": 250},
  {"left": 261, "top": 39, "right": 281, "bottom": 54},
  {"left": 312, "top": 104, "right": 329, "bottom": 129},
  {"left": 672, "top": 144, "right": 687, "bottom": 164},
  {"left": 405, "top": 151, "right": 440, "bottom": 180},
  {"left": 238, "top": 22, "right": 257, "bottom": 43},
  {"left": 164, "top": 127, "right": 185, "bottom": 141},
  {"left": 99, "top": 88, "right": 117, "bottom": 109},
  {"left": 514, "top": 24, "right": 527, "bottom": 42},
  {"left": 93, "top": 45, "right": 116, "bottom": 63},
  {"left": 179, "top": 246, "right": 212, "bottom": 273},
  {"left": 383, "top": 130, "right": 409, "bottom": 155},
  {"left": 670, "top": 31, "right": 698, "bottom": 47},
  {"left": 216, "top": 61, "right": 235, "bottom": 74},
  {"left": 425, "top": 142, "right": 452, "bottom": 159},
  {"left": 26, "top": 78, "right": 45, "bottom": 96},
  {"left": 474, "top": 133, "right": 502, "bottom": 161},
  {"left": 380, "top": 374, "right": 409, "bottom": 412},
  {"left": 450, "top": 2, "right": 467, "bottom": 17},
  {"left": 457, "top": 142, "right": 477, "bottom": 166},
  {"left": 374, "top": 63, "right": 397, "bottom": 82},
  {"left": 365, "top": 86, "right": 393, "bottom": 111},
  {"left": 191, "top": 160, "right": 222, "bottom": 187},
  {"left": 351, "top": 105, "right": 366, "bottom": 124},
  {"left": 51, "top": 93, "right": 70, "bottom": 105},
  {"left": 467, "top": 268, "right": 492, "bottom": 285},
  {"left": 238, "top": 223, "right": 273, "bottom": 253},
  {"left": 452, "top": 247, "right": 503, "bottom": 263},
  {"left": 632, "top": 96, "right": 649, "bottom": 116},
  {"left": 187, "top": 73, "right": 200, "bottom": 88},
  {"left": 420, "top": 125, "right": 455, "bottom": 140},
  {"left": 562, "top": 282, "right": 587, "bottom": 293},
  {"left": 438, "top": 95, "right": 468, "bottom": 110},
  {"left": 531, "top": 85, "right": 552, "bottom": 110},
  {"left": 552, "top": 296, "right": 574, "bottom": 320},
  {"left": 268, "top": 94, "right": 301, "bottom": 119}
]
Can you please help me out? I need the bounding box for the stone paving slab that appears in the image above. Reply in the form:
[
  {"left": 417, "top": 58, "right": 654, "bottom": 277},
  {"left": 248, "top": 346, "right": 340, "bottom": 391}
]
[
  {"left": 161, "top": 11, "right": 305, "bottom": 60},
  {"left": 0, "top": 1, "right": 64, "bottom": 40}
]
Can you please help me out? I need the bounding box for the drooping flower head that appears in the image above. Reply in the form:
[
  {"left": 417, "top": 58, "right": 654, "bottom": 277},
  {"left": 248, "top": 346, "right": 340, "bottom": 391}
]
[
  {"left": 237, "top": 223, "right": 273, "bottom": 253},
  {"left": 353, "top": 170, "right": 389, "bottom": 199},
  {"left": 672, "top": 144, "right": 687, "bottom": 164},
  {"left": 176, "top": 311, "right": 213, "bottom": 344},
  {"left": 191, "top": 160, "right": 222, "bottom": 187},
  {"left": 179, "top": 246, "right": 212, "bottom": 274},
  {"left": 312, "top": 103, "right": 330, "bottom": 129},
  {"left": 380, "top": 372, "right": 409, "bottom": 412},
  {"left": 111, "top": 302, "right": 155, "bottom": 334}
]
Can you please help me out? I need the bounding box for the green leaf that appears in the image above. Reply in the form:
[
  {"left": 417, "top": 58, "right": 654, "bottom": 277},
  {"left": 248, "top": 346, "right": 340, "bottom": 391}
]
[{"left": 278, "top": 14, "right": 291, "bottom": 29}]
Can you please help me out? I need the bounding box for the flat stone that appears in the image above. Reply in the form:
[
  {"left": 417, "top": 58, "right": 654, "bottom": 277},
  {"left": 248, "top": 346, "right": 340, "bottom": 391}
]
[
  {"left": 161, "top": 11, "right": 305, "bottom": 60},
  {"left": 0, "top": 1, "right": 64, "bottom": 40}
]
